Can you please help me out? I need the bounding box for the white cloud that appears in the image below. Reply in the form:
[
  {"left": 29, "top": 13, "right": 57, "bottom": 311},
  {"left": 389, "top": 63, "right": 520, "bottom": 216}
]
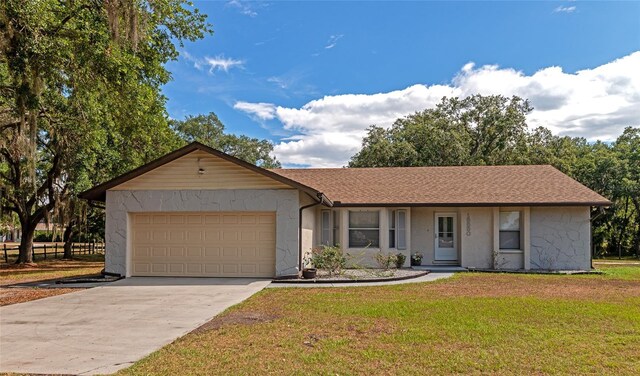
[
  {"left": 181, "top": 51, "right": 244, "bottom": 74},
  {"left": 234, "top": 51, "right": 640, "bottom": 167},
  {"left": 325, "top": 34, "right": 344, "bottom": 49},
  {"left": 233, "top": 102, "right": 276, "bottom": 120},
  {"left": 226, "top": 0, "right": 258, "bottom": 17},
  {"left": 204, "top": 56, "right": 244, "bottom": 73},
  {"left": 554, "top": 6, "right": 577, "bottom": 13}
]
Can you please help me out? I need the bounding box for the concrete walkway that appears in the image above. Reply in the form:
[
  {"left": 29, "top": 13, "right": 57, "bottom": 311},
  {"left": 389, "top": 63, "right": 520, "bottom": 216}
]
[
  {"left": 267, "top": 272, "right": 454, "bottom": 288},
  {"left": 0, "top": 277, "right": 270, "bottom": 375}
]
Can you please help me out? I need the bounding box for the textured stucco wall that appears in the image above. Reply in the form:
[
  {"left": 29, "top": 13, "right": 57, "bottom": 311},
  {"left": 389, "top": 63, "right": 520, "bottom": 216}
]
[
  {"left": 410, "top": 207, "right": 434, "bottom": 265},
  {"left": 460, "top": 208, "right": 493, "bottom": 269},
  {"left": 105, "top": 189, "right": 300, "bottom": 277},
  {"left": 530, "top": 206, "right": 591, "bottom": 270}
]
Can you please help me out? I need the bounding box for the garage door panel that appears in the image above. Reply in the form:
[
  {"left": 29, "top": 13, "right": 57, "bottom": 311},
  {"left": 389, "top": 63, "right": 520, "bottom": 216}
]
[
  {"left": 223, "top": 215, "right": 238, "bottom": 224},
  {"left": 186, "top": 215, "right": 202, "bottom": 224},
  {"left": 133, "top": 230, "right": 151, "bottom": 242},
  {"left": 151, "top": 247, "right": 167, "bottom": 257},
  {"left": 169, "top": 247, "right": 185, "bottom": 257},
  {"left": 169, "top": 215, "right": 185, "bottom": 224},
  {"left": 222, "top": 264, "right": 239, "bottom": 274},
  {"left": 222, "top": 230, "right": 238, "bottom": 241},
  {"left": 152, "top": 215, "right": 168, "bottom": 224},
  {"left": 168, "top": 230, "right": 185, "bottom": 243},
  {"left": 152, "top": 264, "right": 167, "bottom": 273},
  {"left": 186, "top": 230, "right": 202, "bottom": 242},
  {"left": 134, "top": 263, "right": 150, "bottom": 273},
  {"left": 185, "top": 247, "right": 201, "bottom": 257},
  {"left": 133, "top": 246, "right": 151, "bottom": 257},
  {"left": 259, "top": 231, "right": 274, "bottom": 241},
  {"left": 204, "top": 264, "right": 220, "bottom": 274},
  {"left": 204, "top": 247, "right": 220, "bottom": 257},
  {"left": 258, "top": 264, "right": 275, "bottom": 274},
  {"left": 222, "top": 247, "right": 239, "bottom": 258},
  {"left": 204, "top": 230, "right": 220, "bottom": 241},
  {"left": 131, "top": 212, "right": 275, "bottom": 277},
  {"left": 169, "top": 264, "right": 184, "bottom": 273},
  {"left": 204, "top": 215, "right": 220, "bottom": 224},
  {"left": 240, "top": 215, "right": 257, "bottom": 224},
  {"left": 259, "top": 215, "right": 275, "bottom": 224},
  {"left": 241, "top": 247, "right": 257, "bottom": 258},
  {"left": 240, "top": 231, "right": 256, "bottom": 241},
  {"left": 187, "top": 264, "right": 202, "bottom": 274},
  {"left": 151, "top": 230, "right": 167, "bottom": 241},
  {"left": 241, "top": 264, "right": 257, "bottom": 274}
]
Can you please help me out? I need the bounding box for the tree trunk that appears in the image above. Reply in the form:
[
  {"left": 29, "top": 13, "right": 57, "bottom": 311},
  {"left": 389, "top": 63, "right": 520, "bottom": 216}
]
[
  {"left": 16, "top": 219, "right": 35, "bottom": 264},
  {"left": 63, "top": 224, "right": 75, "bottom": 259}
]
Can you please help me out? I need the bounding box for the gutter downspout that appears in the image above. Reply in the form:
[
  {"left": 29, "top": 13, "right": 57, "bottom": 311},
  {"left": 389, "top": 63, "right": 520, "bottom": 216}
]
[
  {"left": 298, "top": 192, "right": 327, "bottom": 274},
  {"left": 590, "top": 207, "right": 606, "bottom": 269}
]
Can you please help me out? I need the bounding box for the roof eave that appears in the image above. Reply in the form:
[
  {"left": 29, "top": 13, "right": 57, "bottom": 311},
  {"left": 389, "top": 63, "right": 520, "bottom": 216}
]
[{"left": 331, "top": 201, "right": 612, "bottom": 207}]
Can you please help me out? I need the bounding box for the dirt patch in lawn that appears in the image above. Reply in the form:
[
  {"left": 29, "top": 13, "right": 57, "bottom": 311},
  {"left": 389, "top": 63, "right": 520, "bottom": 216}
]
[
  {"left": 0, "top": 257, "right": 103, "bottom": 285},
  {"left": 193, "top": 311, "right": 281, "bottom": 333},
  {"left": 0, "top": 256, "right": 104, "bottom": 306},
  {"left": 424, "top": 273, "right": 640, "bottom": 301},
  {"left": 0, "top": 287, "right": 83, "bottom": 306}
]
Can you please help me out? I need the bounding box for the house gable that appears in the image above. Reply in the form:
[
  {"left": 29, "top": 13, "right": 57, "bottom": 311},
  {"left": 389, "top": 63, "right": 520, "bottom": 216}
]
[{"left": 110, "top": 150, "right": 291, "bottom": 191}]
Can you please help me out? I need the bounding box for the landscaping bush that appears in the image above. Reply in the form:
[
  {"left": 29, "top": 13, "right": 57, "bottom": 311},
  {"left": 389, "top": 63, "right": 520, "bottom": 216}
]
[
  {"left": 310, "top": 245, "right": 347, "bottom": 276},
  {"left": 395, "top": 253, "right": 407, "bottom": 268},
  {"left": 375, "top": 252, "right": 398, "bottom": 270}
]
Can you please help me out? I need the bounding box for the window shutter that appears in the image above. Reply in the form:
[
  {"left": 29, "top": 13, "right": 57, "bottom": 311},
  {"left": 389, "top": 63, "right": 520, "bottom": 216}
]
[
  {"left": 321, "top": 210, "right": 331, "bottom": 245},
  {"left": 397, "top": 210, "right": 407, "bottom": 250}
]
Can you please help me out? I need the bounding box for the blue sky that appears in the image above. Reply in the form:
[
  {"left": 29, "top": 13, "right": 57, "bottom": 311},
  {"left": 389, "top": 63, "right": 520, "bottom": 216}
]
[{"left": 164, "top": 1, "right": 640, "bottom": 167}]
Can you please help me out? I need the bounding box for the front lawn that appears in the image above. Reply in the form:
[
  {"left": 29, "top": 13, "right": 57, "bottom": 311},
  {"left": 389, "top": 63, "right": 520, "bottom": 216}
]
[
  {"left": 0, "top": 254, "right": 104, "bottom": 306},
  {"left": 120, "top": 265, "right": 640, "bottom": 375}
]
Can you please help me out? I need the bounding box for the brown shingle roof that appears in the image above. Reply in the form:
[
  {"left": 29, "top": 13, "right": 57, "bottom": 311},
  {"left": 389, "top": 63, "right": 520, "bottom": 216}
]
[{"left": 270, "top": 165, "right": 611, "bottom": 206}]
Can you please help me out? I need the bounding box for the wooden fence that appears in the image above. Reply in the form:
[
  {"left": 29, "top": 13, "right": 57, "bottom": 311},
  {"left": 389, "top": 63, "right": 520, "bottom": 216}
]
[{"left": 2, "top": 242, "right": 105, "bottom": 263}]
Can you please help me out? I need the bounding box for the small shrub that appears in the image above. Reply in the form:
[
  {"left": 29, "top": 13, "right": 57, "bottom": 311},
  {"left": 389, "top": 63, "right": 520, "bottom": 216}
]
[
  {"left": 311, "top": 245, "right": 347, "bottom": 276},
  {"left": 375, "top": 252, "right": 398, "bottom": 271},
  {"left": 395, "top": 253, "right": 407, "bottom": 268}
]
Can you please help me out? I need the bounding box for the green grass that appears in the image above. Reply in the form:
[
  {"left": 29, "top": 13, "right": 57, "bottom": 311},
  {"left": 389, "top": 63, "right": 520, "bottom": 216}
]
[
  {"left": 595, "top": 263, "right": 640, "bottom": 280},
  {"left": 119, "top": 265, "right": 640, "bottom": 375}
]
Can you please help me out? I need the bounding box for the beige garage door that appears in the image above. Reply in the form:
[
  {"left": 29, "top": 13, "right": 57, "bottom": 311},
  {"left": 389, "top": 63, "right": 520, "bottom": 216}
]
[{"left": 131, "top": 212, "right": 276, "bottom": 277}]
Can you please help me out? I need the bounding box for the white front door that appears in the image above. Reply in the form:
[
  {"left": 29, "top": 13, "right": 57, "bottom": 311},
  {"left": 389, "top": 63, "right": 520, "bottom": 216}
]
[{"left": 435, "top": 213, "right": 458, "bottom": 261}]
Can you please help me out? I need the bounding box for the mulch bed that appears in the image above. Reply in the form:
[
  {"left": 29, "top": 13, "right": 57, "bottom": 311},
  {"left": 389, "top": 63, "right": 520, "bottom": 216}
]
[{"left": 273, "top": 268, "right": 427, "bottom": 283}]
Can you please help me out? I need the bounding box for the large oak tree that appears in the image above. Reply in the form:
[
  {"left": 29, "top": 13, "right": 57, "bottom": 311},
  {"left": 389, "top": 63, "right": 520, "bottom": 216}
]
[{"left": 0, "top": 0, "right": 209, "bottom": 263}]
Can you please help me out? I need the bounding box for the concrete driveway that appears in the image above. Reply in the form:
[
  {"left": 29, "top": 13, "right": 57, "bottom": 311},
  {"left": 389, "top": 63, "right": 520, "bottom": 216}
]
[{"left": 0, "top": 277, "right": 271, "bottom": 375}]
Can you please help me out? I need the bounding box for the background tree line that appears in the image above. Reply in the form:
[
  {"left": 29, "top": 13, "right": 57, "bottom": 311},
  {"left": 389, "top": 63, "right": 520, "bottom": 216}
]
[
  {"left": 350, "top": 95, "right": 639, "bottom": 258},
  {"left": 0, "top": 1, "right": 278, "bottom": 263}
]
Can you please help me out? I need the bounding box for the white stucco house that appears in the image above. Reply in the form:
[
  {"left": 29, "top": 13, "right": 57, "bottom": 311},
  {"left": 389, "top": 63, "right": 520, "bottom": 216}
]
[{"left": 80, "top": 142, "right": 611, "bottom": 278}]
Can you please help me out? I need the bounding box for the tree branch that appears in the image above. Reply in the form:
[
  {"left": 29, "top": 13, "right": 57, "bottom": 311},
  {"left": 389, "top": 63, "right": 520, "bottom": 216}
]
[{"left": 46, "top": 4, "right": 94, "bottom": 36}]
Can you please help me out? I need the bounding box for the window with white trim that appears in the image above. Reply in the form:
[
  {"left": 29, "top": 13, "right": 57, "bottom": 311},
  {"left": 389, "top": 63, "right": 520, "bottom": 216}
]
[
  {"left": 348, "top": 211, "right": 380, "bottom": 248},
  {"left": 499, "top": 211, "right": 521, "bottom": 249}
]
